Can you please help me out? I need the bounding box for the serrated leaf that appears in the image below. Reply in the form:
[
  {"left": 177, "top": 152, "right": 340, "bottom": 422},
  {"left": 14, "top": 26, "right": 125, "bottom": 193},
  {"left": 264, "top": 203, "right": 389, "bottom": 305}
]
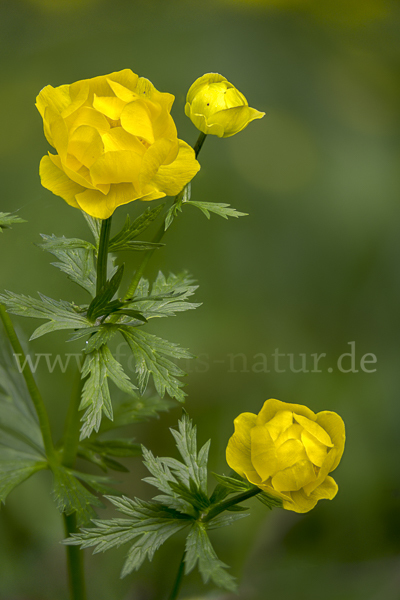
[
  {"left": 109, "top": 204, "right": 165, "bottom": 252},
  {"left": 79, "top": 346, "right": 137, "bottom": 440},
  {"left": 65, "top": 495, "right": 191, "bottom": 577},
  {"left": 164, "top": 184, "right": 190, "bottom": 230},
  {"left": 82, "top": 212, "right": 102, "bottom": 246},
  {"left": 87, "top": 264, "right": 125, "bottom": 321},
  {"left": 120, "top": 327, "right": 192, "bottom": 403},
  {"left": 206, "top": 511, "right": 249, "bottom": 530},
  {"left": 257, "top": 491, "right": 283, "bottom": 510},
  {"left": 187, "top": 201, "right": 247, "bottom": 220},
  {"left": 0, "top": 291, "right": 91, "bottom": 340},
  {"left": 0, "top": 212, "right": 26, "bottom": 232},
  {"left": 212, "top": 472, "right": 254, "bottom": 493},
  {"left": 184, "top": 522, "right": 237, "bottom": 592},
  {"left": 128, "top": 271, "right": 200, "bottom": 319},
  {"left": 52, "top": 465, "right": 103, "bottom": 526},
  {"left": 39, "top": 234, "right": 97, "bottom": 295},
  {"left": 110, "top": 395, "right": 175, "bottom": 428},
  {"left": 0, "top": 447, "right": 47, "bottom": 504},
  {"left": 78, "top": 438, "right": 141, "bottom": 472}
]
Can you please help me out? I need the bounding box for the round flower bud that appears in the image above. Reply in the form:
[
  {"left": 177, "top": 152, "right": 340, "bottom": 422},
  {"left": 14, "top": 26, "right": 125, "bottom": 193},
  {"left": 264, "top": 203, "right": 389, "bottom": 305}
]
[
  {"left": 226, "top": 399, "right": 345, "bottom": 513},
  {"left": 185, "top": 73, "right": 265, "bottom": 138},
  {"left": 36, "top": 70, "right": 200, "bottom": 219}
]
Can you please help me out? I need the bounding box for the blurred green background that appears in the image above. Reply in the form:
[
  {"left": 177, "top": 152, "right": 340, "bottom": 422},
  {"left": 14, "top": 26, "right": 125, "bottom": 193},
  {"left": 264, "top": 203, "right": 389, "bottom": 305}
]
[{"left": 1, "top": 0, "right": 400, "bottom": 598}]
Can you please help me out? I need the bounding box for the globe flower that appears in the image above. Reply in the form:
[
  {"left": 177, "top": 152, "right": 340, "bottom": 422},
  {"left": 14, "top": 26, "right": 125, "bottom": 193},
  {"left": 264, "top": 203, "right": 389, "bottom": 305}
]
[
  {"left": 226, "top": 399, "right": 345, "bottom": 513},
  {"left": 36, "top": 69, "right": 200, "bottom": 219},
  {"left": 185, "top": 73, "right": 265, "bottom": 138}
]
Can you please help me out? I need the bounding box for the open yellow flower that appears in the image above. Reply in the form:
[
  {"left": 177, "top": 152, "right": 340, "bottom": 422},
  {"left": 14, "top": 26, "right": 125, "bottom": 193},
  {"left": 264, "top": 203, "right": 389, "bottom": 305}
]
[
  {"left": 185, "top": 73, "right": 265, "bottom": 138},
  {"left": 226, "top": 399, "right": 345, "bottom": 513},
  {"left": 36, "top": 69, "right": 200, "bottom": 219}
]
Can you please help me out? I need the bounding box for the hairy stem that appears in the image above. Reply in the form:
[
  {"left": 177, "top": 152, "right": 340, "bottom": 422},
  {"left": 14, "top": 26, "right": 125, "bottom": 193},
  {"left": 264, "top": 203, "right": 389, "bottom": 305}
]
[
  {"left": 202, "top": 487, "right": 262, "bottom": 522},
  {"left": 96, "top": 216, "right": 112, "bottom": 295},
  {"left": 167, "top": 550, "right": 186, "bottom": 600},
  {"left": 64, "top": 513, "right": 87, "bottom": 600},
  {"left": 124, "top": 131, "right": 207, "bottom": 300},
  {"left": 0, "top": 304, "right": 56, "bottom": 461}
]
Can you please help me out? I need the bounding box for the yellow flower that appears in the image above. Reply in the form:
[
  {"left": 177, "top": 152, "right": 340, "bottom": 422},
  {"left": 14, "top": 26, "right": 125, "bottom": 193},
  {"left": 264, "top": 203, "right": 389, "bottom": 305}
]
[
  {"left": 185, "top": 73, "right": 265, "bottom": 138},
  {"left": 226, "top": 399, "right": 345, "bottom": 513},
  {"left": 36, "top": 69, "right": 200, "bottom": 219}
]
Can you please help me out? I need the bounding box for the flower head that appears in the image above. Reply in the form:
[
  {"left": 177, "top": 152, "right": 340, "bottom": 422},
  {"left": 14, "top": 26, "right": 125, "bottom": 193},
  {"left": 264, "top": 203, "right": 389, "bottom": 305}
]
[
  {"left": 36, "top": 69, "right": 200, "bottom": 219},
  {"left": 185, "top": 73, "right": 265, "bottom": 138},
  {"left": 226, "top": 399, "right": 345, "bottom": 513}
]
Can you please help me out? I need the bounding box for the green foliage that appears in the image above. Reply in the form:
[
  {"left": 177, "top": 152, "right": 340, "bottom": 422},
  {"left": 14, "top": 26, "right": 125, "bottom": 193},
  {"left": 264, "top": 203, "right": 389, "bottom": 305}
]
[
  {"left": 121, "top": 328, "right": 192, "bottom": 403},
  {"left": 110, "top": 395, "right": 175, "bottom": 427},
  {"left": 0, "top": 212, "right": 26, "bottom": 232},
  {"left": 184, "top": 522, "right": 237, "bottom": 591},
  {"left": 38, "top": 234, "right": 97, "bottom": 296},
  {"left": 128, "top": 272, "right": 200, "bottom": 319},
  {"left": 0, "top": 291, "right": 91, "bottom": 340},
  {"left": 0, "top": 447, "right": 47, "bottom": 504},
  {"left": 80, "top": 345, "right": 137, "bottom": 440},
  {"left": 109, "top": 204, "right": 165, "bottom": 252},
  {"left": 78, "top": 438, "right": 141, "bottom": 473},
  {"left": 51, "top": 465, "right": 104, "bottom": 526},
  {"left": 186, "top": 201, "right": 247, "bottom": 220}
]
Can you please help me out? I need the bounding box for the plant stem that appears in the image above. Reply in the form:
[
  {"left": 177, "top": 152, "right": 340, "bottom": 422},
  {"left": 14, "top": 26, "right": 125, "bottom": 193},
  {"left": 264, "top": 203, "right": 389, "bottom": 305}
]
[
  {"left": 0, "top": 304, "right": 56, "bottom": 461},
  {"left": 62, "top": 368, "right": 84, "bottom": 468},
  {"left": 202, "top": 487, "right": 262, "bottom": 523},
  {"left": 96, "top": 216, "right": 112, "bottom": 295},
  {"left": 63, "top": 513, "right": 87, "bottom": 600},
  {"left": 167, "top": 550, "right": 186, "bottom": 600},
  {"left": 124, "top": 131, "right": 207, "bottom": 300}
]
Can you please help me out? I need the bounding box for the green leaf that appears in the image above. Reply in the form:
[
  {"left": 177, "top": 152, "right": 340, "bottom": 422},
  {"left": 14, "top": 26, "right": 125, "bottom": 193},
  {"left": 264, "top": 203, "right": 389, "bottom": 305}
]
[
  {"left": 120, "top": 328, "right": 192, "bottom": 403},
  {"left": 128, "top": 271, "right": 200, "bottom": 319},
  {"left": 164, "top": 184, "right": 190, "bottom": 230},
  {"left": 0, "top": 447, "right": 47, "bottom": 504},
  {"left": 212, "top": 472, "right": 254, "bottom": 493},
  {"left": 0, "top": 332, "right": 45, "bottom": 456},
  {"left": 65, "top": 495, "right": 191, "bottom": 577},
  {"left": 52, "top": 465, "right": 103, "bottom": 526},
  {"left": 0, "top": 212, "right": 26, "bottom": 232},
  {"left": 184, "top": 522, "right": 237, "bottom": 592},
  {"left": 186, "top": 201, "right": 247, "bottom": 220},
  {"left": 109, "top": 205, "right": 165, "bottom": 252},
  {"left": 82, "top": 212, "right": 102, "bottom": 247},
  {"left": 110, "top": 395, "right": 175, "bottom": 427},
  {"left": 80, "top": 346, "right": 137, "bottom": 440},
  {"left": 78, "top": 439, "right": 141, "bottom": 473},
  {"left": 206, "top": 511, "right": 249, "bottom": 530},
  {"left": 0, "top": 291, "right": 91, "bottom": 340},
  {"left": 169, "top": 413, "right": 209, "bottom": 495},
  {"left": 38, "top": 234, "right": 97, "bottom": 295},
  {"left": 87, "top": 264, "right": 125, "bottom": 321},
  {"left": 257, "top": 491, "right": 283, "bottom": 510}
]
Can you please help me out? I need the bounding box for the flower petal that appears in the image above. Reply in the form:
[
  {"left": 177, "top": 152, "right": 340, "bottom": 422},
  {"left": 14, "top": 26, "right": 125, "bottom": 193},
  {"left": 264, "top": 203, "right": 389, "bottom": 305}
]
[
  {"left": 271, "top": 459, "right": 316, "bottom": 492},
  {"left": 208, "top": 106, "right": 265, "bottom": 138},
  {"left": 301, "top": 430, "right": 328, "bottom": 467},
  {"left": 316, "top": 411, "right": 346, "bottom": 471},
  {"left": 36, "top": 84, "right": 70, "bottom": 119},
  {"left": 250, "top": 424, "right": 278, "bottom": 481},
  {"left": 186, "top": 73, "right": 228, "bottom": 104},
  {"left": 288, "top": 476, "right": 338, "bottom": 513},
  {"left": 102, "top": 127, "right": 146, "bottom": 154},
  {"left": 68, "top": 125, "right": 104, "bottom": 168},
  {"left": 152, "top": 140, "right": 200, "bottom": 196},
  {"left": 135, "top": 77, "right": 175, "bottom": 112},
  {"left": 67, "top": 107, "right": 110, "bottom": 136},
  {"left": 48, "top": 153, "right": 96, "bottom": 190},
  {"left": 121, "top": 100, "right": 155, "bottom": 143},
  {"left": 226, "top": 412, "right": 257, "bottom": 479},
  {"left": 93, "top": 95, "right": 126, "bottom": 121},
  {"left": 294, "top": 413, "right": 333, "bottom": 447},
  {"left": 90, "top": 150, "right": 142, "bottom": 186},
  {"left": 39, "top": 155, "right": 83, "bottom": 208},
  {"left": 276, "top": 439, "right": 308, "bottom": 471},
  {"left": 264, "top": 410, "right": 293, "bottom": 441},
  {"left": 257, "top": 399, "right": 316, "bottom": 426}
]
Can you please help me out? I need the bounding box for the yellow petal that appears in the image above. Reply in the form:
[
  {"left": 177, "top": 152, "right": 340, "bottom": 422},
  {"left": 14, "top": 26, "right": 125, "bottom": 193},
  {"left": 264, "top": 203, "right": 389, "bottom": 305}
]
[
  {"left": 107, "top": 78, "right": 138, "bottom": 103},
  {"left": 44, "top": 106, "right": 69, "bottom": 156},
  {"left": 61, "top": 81, "right": 89, "bottom": 119},
  {"left": 152, "top": 140, "right": 200, "bottom": 196},
  {"left": 102, "top": 127, "right": 146, "bottom": 154},
  {"left": 135, "top": 77, "right": 175, "bottom": 112},
  {"left": 93, "top": 94, "right": 126, "bottom": 121},
  {"left": 185, "top": 106, "right": 224, "bottom": 137},
  {"left": 90, "top": 150, "right": 142, "bottom": 186},
  {"left": 294, "top": 413, "right": 333, "bottom": 447},
  {"left": 186, "top": 73, "right": 228, "bottom": 104},
  {"left": 275, "top": 424, "right": 303, "bottom": 447},
  {"left": 224, "top": 87, "right": 248, "bottom": 109},
  {"left": 264, "top": 410, "right": 293, "bottom": 442},
  {"left": 139, "top": 138, "right": 176, "bottom": 190},
  {"left": 75, "top": 182, "right": 135, "bottom": 219},
  {"left": 257, "top": 399, "right": 316, "bottom": 427},
  {"left": 68, "top": 125, "right": 104, "bottom": 168},
  {"left": 120, "top": 100, "right": 155, "bottom": 143},
  {"left": 208, "top": 106, "right": 265, "bottom": 138},
  {"left": 48, "top": 153, "right": 96, "bottom": 190},
  {"left": 36, "top": 84, "right": 70, "bottom": 119},
  {"left": 250, "top": 424, "right": 278, "bottom": 481},
  {"left": 316, "top": 411, "right": 346, "bottom": 471},
  {"left": 67, "top": 107, "right": 110, "bottom": 136},
  {"left": 302, "top": 447, "right": 337, "bottom": 496},
  {"left": 288, "top": 476, "right": 338, "bottom": 513},
  {"left": 301, "top": 430, "right": 328, "bottom": 467},
  {"left": 226, "top": 412, "right": 257, "bottom": 478},
  {"left": 276, "top": 439, "right": 308, "bottom": 471},
  {"left": 39, "top": 155, "right": 83, "bottom": 208},
  {"left": 271, "top": 459, "right": 316, "bottom": 492},
  {"left": 107, "top": 69, "right": 139, "bottom": 92}
]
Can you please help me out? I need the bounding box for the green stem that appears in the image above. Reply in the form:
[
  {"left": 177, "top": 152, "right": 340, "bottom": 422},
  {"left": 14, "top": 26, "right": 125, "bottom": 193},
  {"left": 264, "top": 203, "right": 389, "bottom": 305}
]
[
  {"left": 96, "top": 217, "right": 112, "bottom": 295},
  {"left": 167, "top": 550, "right": 186, "bottom": 600},
  {"left": 0, "top": 304, "right": 56, "bottom": 461},
  {"left": 202, "top": 487, "right": 262, "bottom": 523},
  {"left": 63, "top": 513, "right": 87, "bottom": 600},
  {"left": 193, "top": 131, "right": 207, "bottom": 158},
  {"left": 124, "top": 131, "right": 207, "bottom": 300},
  {"left": 62, "top": 368, "right": 84, "bottom": 468}
]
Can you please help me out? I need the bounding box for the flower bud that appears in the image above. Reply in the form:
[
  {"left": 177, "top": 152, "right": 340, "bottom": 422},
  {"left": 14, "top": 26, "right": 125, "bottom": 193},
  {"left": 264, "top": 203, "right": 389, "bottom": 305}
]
[
  {"left": 226, "top": 399, "right": 345, "bottom": 513},
  {"left": 185, "top": 73, "right": 265, "bottom": 138}
]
